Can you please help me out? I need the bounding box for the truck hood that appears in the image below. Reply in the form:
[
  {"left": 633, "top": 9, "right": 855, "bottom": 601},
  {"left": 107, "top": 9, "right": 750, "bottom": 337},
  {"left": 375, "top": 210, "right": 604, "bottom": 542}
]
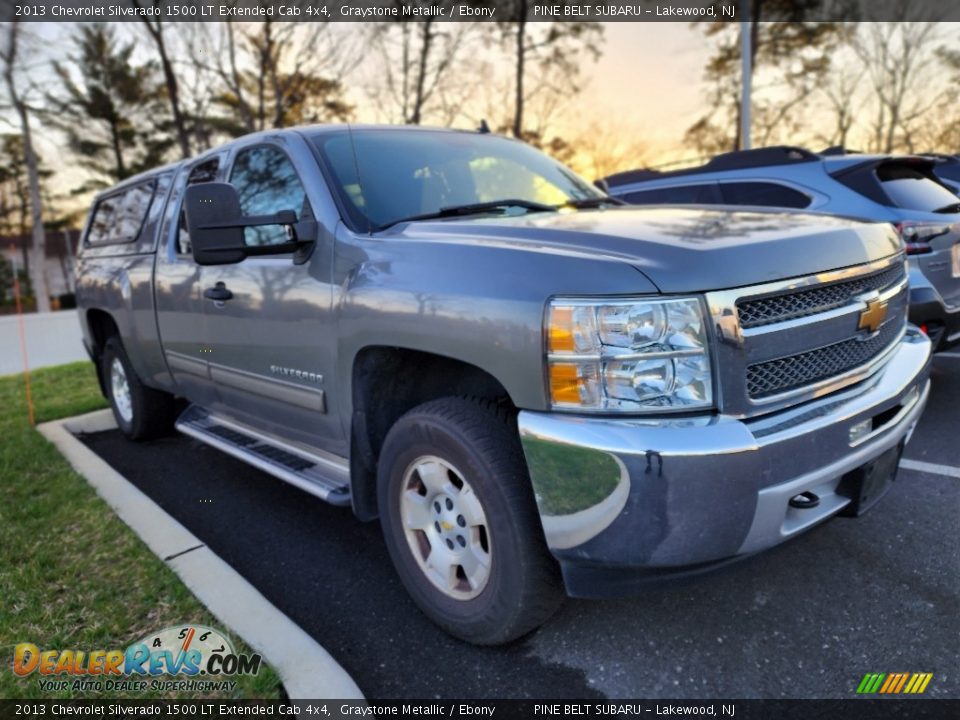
[{"left": 387, "top": 206, "right": 902, "bottom": 293}]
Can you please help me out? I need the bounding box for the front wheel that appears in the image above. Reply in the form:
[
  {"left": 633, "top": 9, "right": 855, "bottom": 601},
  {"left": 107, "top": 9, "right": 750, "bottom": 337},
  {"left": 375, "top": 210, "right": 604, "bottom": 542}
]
[
  {"left": 102, "top": 336, "right": 176, "bottom": 440},
  {"left": 378, "top": 398, "right": 564, "bottom": 645}
]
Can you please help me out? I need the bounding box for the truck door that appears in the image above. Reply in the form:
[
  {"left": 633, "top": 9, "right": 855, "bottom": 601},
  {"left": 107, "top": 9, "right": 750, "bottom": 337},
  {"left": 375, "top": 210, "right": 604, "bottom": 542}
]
[
  {"left": 198, "top": 136, "right": 345, "bottom": 457},
  {"left": 154, "top": 156, "right": 224, "bottom": 408}
]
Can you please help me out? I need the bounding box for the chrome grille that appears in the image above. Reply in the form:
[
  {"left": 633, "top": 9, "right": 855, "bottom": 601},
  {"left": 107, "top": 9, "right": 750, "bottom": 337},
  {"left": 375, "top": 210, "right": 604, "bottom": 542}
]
[
  {"left": 746, "top": 318, "right": 902, "bottom": 399},
  {"left": 706, "top": 255, "right": 909, "bottom": 418},
  {"left": 737, "top": 263, "right": 906, "bottom": 329}
]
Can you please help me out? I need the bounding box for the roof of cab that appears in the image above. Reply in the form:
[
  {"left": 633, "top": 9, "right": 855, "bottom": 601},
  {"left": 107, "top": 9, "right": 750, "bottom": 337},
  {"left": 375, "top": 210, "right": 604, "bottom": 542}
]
[
  {"left": 94, "top": 159, "right": 186, "bottom": 198},
  {"left": 302, "top": 123, "right": 482, "bottom": 136}
]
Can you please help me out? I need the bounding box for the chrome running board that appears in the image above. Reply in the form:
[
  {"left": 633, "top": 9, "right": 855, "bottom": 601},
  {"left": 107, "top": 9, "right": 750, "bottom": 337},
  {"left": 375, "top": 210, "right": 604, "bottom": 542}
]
[{"left": 175, "top": 405, "right": 351, "bottom": 506}]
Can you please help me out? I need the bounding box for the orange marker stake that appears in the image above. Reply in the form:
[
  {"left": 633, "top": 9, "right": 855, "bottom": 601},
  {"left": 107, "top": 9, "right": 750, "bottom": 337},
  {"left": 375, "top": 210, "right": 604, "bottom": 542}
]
[{"left": 11, "top": 248, "right": 35, "bottom": 426}]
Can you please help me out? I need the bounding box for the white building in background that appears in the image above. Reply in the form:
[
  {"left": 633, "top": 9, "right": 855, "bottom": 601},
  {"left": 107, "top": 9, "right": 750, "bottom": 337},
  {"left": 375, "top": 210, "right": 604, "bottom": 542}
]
[{"left": 0, "top": 231, "right": 78, "bottom": 305}]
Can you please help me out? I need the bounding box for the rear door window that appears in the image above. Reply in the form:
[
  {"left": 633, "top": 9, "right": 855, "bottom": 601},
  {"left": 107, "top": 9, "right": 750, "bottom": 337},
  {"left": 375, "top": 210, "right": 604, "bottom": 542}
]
[
  {"left": 622, "top": 184, "right": 718, "bottom": 205},
  {"left": 110, "top": 182, "right": 155, "bottom": 243},
  {"left": 86, "top": 196, "right": 118, "bottom": 245},
  {"left": 718, "top": 182, "right": 811, "bottom": 209},
  {"left": 877, "top": 164, "right": 960, "bottom": 212},
  {"left": 86, "top": 182, "right": 157, "bottom": 246}
]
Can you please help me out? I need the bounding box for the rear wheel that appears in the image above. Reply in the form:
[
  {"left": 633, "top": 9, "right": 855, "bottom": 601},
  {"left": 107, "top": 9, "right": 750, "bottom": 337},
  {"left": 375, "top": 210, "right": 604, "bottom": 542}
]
[
  {"left": 102, "top": 336, "right": 176, "bottom": 440},
  {"left": 378, "top": 397, "right": 564, "bottom": 645}
]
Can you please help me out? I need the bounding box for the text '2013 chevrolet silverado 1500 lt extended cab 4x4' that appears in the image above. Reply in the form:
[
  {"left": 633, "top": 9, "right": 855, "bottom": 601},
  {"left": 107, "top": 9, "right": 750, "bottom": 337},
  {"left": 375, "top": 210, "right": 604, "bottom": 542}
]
[{"left": 76, "top": 125, "right": 931, "bottom": 645}]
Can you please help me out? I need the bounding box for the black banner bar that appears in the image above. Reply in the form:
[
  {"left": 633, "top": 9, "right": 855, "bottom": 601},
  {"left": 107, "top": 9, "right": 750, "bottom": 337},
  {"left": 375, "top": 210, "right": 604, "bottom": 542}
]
[
  {"left": 1, "top": 700, "right": 960, "bottom": 720},
  {"left": 2, "top": 0, "right": 958, "bottom": 24}
]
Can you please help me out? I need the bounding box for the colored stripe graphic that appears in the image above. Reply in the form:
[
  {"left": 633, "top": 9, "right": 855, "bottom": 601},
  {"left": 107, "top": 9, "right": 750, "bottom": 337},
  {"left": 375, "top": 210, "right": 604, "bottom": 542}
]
[
  {"left": 879, "top": 674, "right": 896, "bottom": 693},
  {"left": 893, "top": 673, "right": 909, "bottom": 693},
  {"left": 857, "top": 673, "right": 933, "bottom": 694},
  {"left": 911, "top": 674, "right": 933, "bottom": 694},
  {"left": 857, "top": 673, "right": 885, "bottom": 694}
]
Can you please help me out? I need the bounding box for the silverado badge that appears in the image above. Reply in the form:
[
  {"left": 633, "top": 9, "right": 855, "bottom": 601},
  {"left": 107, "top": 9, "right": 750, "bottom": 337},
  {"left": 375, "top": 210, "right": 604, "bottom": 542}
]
[{"left": 269, "top": 365, "right": 323, "bottom": 384}]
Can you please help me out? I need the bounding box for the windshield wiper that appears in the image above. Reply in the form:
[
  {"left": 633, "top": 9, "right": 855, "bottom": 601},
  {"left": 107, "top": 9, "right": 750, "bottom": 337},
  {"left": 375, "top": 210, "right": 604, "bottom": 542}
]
[
  {"left": 557, "top": 196, "right": 626, "bottom": 209},
  {"left": 379, "top": 199, "right": 556, "bottom": 229},
  {"left": 932, "top": 202, "right": 960, "bottom": 214}
]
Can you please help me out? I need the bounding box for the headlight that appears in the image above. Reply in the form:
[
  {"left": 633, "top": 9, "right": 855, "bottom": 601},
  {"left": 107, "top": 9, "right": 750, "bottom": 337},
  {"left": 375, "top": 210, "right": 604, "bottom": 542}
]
[{"left": 547, "top": 297, "right": 713, "bottom": 412}]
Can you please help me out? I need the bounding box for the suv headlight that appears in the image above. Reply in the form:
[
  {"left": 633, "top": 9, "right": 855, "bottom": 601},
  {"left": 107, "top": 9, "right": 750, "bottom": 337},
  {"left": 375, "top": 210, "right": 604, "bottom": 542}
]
[{"left": 546, "top": 297, "right": 714, "bottom": 412}]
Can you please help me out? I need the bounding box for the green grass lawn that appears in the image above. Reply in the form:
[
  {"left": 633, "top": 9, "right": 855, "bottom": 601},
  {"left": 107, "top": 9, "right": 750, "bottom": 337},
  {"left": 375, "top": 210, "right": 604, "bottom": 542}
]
[{"left": 0, "top": 362, "right": 282, "bottom": 699}]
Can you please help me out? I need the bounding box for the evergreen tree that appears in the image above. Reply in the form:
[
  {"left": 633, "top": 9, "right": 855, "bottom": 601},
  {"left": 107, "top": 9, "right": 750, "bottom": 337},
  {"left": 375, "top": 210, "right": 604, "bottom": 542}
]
[{"left": 47, "top": 24, "right": 171, "bottom": 191}]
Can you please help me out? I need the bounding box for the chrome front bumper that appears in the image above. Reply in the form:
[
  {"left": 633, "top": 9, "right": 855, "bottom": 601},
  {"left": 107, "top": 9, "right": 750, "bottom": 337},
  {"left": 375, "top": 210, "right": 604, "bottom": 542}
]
[{"left": 518, "top": 328, "right": 932, "bottom": 597}]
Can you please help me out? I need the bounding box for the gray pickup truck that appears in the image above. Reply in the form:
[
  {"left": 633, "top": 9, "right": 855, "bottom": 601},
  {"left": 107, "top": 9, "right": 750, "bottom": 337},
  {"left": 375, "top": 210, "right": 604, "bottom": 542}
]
[{"left": 76, "top": 125, "right": 932, "bottom": 644}]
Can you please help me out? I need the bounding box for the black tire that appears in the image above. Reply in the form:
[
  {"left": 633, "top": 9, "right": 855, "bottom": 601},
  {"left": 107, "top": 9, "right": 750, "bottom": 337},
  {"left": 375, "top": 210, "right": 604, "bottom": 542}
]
[
  {"left": 101, "top": 336, "right": 177, "bottom": 440},
  {"left": 377, "top": 397, "right": 564, "bottom": 645}
]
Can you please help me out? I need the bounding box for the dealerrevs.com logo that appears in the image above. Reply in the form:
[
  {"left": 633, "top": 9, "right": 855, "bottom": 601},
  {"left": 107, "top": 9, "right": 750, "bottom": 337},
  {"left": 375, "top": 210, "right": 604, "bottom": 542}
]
[{"left": 13, "top": 625, "right": 262, "bottom": 694}]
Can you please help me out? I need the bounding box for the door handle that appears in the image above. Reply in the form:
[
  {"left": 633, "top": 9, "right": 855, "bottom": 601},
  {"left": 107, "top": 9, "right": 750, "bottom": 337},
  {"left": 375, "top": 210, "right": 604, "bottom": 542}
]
[{"left": 204, "top": 282, "right": 233, "bottom": 302}]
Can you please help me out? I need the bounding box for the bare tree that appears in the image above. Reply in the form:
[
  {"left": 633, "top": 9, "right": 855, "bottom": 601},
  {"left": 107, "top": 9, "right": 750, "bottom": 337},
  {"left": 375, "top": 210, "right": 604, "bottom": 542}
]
[
  {"left": 814, "top": 61, "right": 866, "bottom": 150},
  {"left": 852, "top": 20, "right": 944, "bottom": 153},
  {"left": 193, "top": 16, "right": 355, "bottom": 138},
  {"left": 495, "top": 1, "right": 602, "bottom": 139},
  {"left": 368, "top": 4, "right": 480, "bottom": 126},
  {"left": 176, "top": 24, "right": 221, "bottom": 152},
  {"left": 1, "top": 22, "right": 50, "bottom": 313},
  {"left": 133, "top": 2, "right": 191, "bottom": 158},
  {"left": 431, "top": 61, "right": 491, "bottom": 128},
  {"left": 689, "top": 4, "right": 849, "bottom": 152},
  {"left": 919, "top": 46, "right": 960, "bottom": 152}
]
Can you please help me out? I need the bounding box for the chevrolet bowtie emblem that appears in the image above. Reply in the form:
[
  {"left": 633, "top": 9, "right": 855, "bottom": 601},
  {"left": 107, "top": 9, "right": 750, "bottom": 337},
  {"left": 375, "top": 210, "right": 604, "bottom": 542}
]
[{"left": 858, "top": 297, "right": 888, "bottom": 334}]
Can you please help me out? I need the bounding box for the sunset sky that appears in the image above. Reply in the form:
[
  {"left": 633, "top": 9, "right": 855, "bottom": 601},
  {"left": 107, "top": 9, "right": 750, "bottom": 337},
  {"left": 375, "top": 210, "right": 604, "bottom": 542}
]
[
  {"left": 15, "top": 21, "right": 712, "bottom": 208},
  {"left": 7, "top": 19, "right": 959, "bottom": 216},
  {"left": 556, "top": 23, "right": 708, "bottom": 160}
]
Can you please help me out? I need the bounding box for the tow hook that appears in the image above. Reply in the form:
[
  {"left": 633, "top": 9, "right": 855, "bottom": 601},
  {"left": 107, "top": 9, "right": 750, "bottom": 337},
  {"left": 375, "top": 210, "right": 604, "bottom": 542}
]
[{"left": 789, "top": 491, "right": 820, "bottom": 509}]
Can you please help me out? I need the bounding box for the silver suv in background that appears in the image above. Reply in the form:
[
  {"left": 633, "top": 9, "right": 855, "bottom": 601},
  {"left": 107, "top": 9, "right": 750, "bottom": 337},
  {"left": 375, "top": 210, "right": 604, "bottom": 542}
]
[
  {"left": 599, "top": 146, "right": 960, "bottom": 352},
  {"left": 924, "top": 152, "right": 960, "bottom": 194}
]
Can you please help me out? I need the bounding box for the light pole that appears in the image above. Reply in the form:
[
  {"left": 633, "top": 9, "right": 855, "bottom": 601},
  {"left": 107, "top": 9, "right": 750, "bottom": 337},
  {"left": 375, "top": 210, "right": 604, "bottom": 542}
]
[{"left": 740, "top": 1, "right": 752, "bottom": 150}]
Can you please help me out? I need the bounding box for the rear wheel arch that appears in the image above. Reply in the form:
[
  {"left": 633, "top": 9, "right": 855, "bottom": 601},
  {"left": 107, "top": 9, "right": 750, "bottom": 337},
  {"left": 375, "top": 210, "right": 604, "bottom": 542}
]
[
  {"left": 101, "top": 335, "right": 177, "bottom": 440},
  {"left": 86, "top": 309, "right": 120, "bottom": 396}
]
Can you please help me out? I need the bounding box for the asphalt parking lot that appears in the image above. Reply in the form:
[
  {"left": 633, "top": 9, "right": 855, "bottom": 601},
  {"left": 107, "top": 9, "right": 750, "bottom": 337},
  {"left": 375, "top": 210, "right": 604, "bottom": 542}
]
[{"left": 78, "top": 355, "right": 960, "bottom": 699}]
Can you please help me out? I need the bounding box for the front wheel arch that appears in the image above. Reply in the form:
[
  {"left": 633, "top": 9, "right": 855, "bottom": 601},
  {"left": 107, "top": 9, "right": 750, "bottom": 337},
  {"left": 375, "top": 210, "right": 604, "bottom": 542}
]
[{"left": 348, "top": 346, "right": 517, "bottom": 521}]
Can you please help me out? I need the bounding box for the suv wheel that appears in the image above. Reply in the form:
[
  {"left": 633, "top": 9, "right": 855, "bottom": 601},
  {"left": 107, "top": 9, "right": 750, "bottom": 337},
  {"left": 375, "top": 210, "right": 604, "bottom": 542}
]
[
  {"left": 378, "top": 397, "right": 564, "bottom": 645},
  {"left": 102, "top": 336, "right": 176, "bottom": 440}
]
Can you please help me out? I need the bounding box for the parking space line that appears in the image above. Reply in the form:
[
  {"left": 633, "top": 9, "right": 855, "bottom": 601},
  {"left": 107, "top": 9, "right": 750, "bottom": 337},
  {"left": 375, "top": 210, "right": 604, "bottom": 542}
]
[{"left": 901, "top": 458, "right": 960, "bottom": 479}]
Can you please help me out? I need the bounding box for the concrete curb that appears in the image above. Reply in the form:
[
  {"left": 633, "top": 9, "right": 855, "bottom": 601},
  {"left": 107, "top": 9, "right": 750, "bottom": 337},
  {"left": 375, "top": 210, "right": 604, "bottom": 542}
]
[{"left": 37, "top": 409, "right": 364, "bottom": 701}]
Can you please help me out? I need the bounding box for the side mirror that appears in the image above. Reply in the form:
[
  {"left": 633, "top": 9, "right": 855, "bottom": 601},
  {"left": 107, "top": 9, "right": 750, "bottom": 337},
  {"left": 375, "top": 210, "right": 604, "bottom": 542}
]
[{"left": 184, "top": 183, "right": 306, "bottom": 266}]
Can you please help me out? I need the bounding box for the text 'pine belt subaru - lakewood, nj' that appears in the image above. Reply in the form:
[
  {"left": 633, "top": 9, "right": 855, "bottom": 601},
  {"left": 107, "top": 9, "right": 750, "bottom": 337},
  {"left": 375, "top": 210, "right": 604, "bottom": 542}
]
[{"left": 76, "top": 125, "right": 931, "bottom": 645}]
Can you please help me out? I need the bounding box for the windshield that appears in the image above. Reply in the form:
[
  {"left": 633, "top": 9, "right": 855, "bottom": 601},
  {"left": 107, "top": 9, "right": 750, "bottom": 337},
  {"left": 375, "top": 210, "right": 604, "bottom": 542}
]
[{"left": 311, "top": 129, "right": 605, "bottom": 230}]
